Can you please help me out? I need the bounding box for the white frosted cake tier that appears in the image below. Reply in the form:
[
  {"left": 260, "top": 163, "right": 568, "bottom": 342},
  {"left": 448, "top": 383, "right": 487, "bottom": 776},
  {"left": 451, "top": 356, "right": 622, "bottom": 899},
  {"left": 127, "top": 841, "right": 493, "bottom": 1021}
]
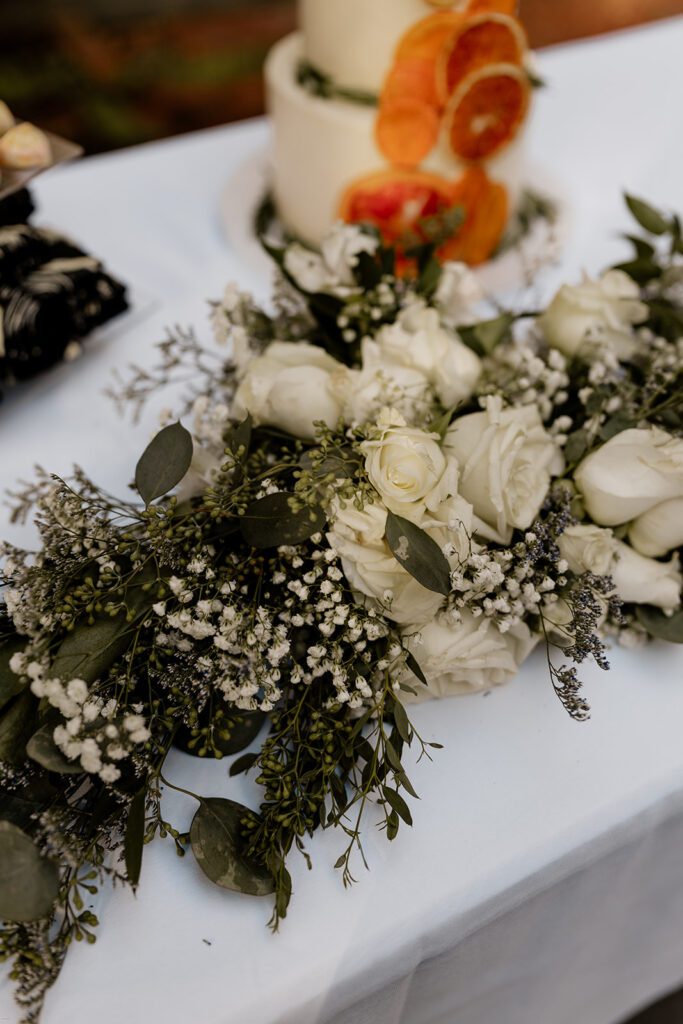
[{"left": 266, "top": 32, "right": 527, "bottom": 249}]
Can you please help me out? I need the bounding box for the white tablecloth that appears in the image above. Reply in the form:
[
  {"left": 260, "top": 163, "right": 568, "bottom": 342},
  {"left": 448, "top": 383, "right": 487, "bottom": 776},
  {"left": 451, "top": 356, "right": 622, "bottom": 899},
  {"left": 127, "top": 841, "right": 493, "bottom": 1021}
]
[{"left": 2, "top": 17, "right": 683, "bottom": 1024}]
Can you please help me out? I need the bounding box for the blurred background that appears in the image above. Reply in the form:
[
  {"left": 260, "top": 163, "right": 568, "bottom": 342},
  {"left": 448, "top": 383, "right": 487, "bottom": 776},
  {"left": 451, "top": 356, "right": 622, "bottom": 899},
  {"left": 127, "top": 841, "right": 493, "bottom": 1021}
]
[{"left": 2, "top": 0, "right": 683, "bottom": 156}]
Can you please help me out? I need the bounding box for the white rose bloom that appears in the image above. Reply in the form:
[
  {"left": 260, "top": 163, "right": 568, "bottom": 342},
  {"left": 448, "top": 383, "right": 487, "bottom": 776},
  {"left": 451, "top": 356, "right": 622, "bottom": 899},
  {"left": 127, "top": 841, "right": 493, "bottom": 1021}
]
[
  {"left": 539, "top": 270, "right": 648, "bottom": 359},
  {"left": 629, "top": 498, "right": 683, "bottom": 558},
  {"left": 404, "top": 612, "right": 537, "bottom": 701},
  {"left": 283, "top": 223, "right": 378, "bottom": 294},
  {"left": 433, "top": 261, "right": 482, "bottom": 325},
  {"left": 344, "top": 362, "right": 431, "bottom": 428},
  {"left": 558, "top": 524, "right": 618, "bottom": 576},
  {"left": 327, "top": 500, "right": 451, "bottom": 625},
  {"left": 362, "top": 410, "right": 447, "bottom": 516},
  {"left": 445, "top": 396, "right": 563, "bottom": 544},
  {"left": 574, "top": 427, "right": 683, "bottom": 527},
  {"left": 371, "top": 301, "right": 482, "bottom": 408},
  {"left": 176, "top": 445, "right": 223, "bottom": 503},
  {"left": 233, "top": 341, "right": 348, "bottom": 441},
  {"left": 611, "top": 540, "right": 682, "bottom": 612}
]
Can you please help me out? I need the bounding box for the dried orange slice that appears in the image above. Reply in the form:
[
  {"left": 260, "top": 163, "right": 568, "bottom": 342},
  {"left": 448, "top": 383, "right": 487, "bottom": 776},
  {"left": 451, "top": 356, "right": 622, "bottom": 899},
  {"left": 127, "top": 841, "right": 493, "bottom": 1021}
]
[
  {"left": 381, "top": 57, "right": 441, "bottom": 110},
  {"left": 440, "top": 166, "right": 508, "bottom": 265},
  {"left": 339, "top": 169, "right": 458, "bottom": 249},
  {"left": 445, "top": 62, "right": 530, "bottom": 161},
  {"left": 436, "top": 14, "right": 527, "bottom": 103},
  {"left": 395, "top": 11, "right": 466, "bottom": 63},
  {"left": 467, "top": 0, "right": 518, "bottom": 14},
  {"left": 375, "top": 97, "right": 441, "bottom": 168}
]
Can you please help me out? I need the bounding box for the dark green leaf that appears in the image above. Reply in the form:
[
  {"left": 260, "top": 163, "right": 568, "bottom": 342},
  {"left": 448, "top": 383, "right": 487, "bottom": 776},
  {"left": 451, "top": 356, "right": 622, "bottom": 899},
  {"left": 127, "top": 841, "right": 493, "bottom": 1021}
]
[
  {"left": 613, "top": 258, "right": 660, "bottom": 285},
  {"left": 0, "top": 634, "right": 28, "bottom": 712},
  {"left": 382, "top": 787, "right": 413, "bottom": 827},
  {"left": 564, "top": 430, "right": 590, "bottom": 466},
  {"left": 405, "top": 651, "right": 429, "bottom": 688},
  {"left": 625, "top": 194, "right": 669, "bottom": 236},
  {"left": 386, "top": 809, "right": 400, "bottom": 841},
  {"left": 190, "top": 798, "right": 274, "bottom": 897},
  {"left": 636, "top": 606, "right": 683, "bottom": 644},
  {"left": 175, "top": 710, "right": 266, "bottom": 759},
  {"left": 241, "top": 492, "right": 326, "bottom": 549},
  {"left": 26, "top": 726, "right": 83, "bottom": 775},
  {"left": 51, "top": 616, "right": 134, "bottom": 685},
  {"left": 385, "top": 512, "right": 451, "bottom": 597},
  {"left": 135, "top": 421, "right": 194, "bottom": 505},
  {"left": 623, "top": 234, "right": 656, "bottom": 260},
  {"left": 0, "top": 821, "right": 60, "bottom": 922},
  {"left": 0, "top": 691, "right": 37, "bottom": 765},
  {"left": 229, "top": 752, "right": 259, "bottom": 778},
  {"left": 354, "top": 250, "right": 382, "bottom": 289},
  {"left": 600, "top": 411, "right": 634, "bottom": 441},
  {"left": 391, "top": 698, "right": 412, "bottom": 745},
  {"left": 459, "top": 313, "right": 513, "bottom": 357},
  {"left": 225, "top": 415, "right": 252, "bottom": 463},
  {"left": 418, "top": 257, "right": 442, "bottom": 298},
  {"left": 124, "top": 787, "right": 147, "bottom": 886}
]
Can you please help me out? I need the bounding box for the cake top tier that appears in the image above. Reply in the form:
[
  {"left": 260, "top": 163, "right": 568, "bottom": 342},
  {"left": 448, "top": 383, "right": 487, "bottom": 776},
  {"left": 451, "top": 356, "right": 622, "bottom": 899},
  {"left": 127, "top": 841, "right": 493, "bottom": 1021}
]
[{"left": 299, "top": 0, "right": 517, "bottom": 95}]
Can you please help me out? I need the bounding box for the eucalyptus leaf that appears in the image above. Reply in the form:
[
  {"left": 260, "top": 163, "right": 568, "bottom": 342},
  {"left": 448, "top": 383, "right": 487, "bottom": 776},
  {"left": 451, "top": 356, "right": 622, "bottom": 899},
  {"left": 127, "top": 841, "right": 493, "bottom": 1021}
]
[
  {"left": 50, "top": 616, "right": 135, "bottom": 685},
  {"left": 175, "top": 710, "right": 266, "bottom": 758},
  {"left": 0, "top": 691, "right": 37, "bottom": 765},
  {"left": 241, "top": 493, "right": 326, "bottom": 549},
  {"left": 385, "top": 513, "right": 451, "bottom": 597},
  {"left": 135, "top": 421, "right": 194, "bottom": 505},
  {"left": 636, "top": 606, "right": 683, "bottom": 644},
  {"left": 0, "top": 821, "right": 60, "bottom": 922},
  {"left": 0, "top": 634, "right": 28, "bottom": 712},
  {"left": 382, "top": 787, "right": 413, "bottom": 827},
  {"left": 190, "top": 798, "right": 274, "bottom": 897},
  {"left": 459, "top": 313, "right": 513, "bottom": 357},
  {"left": 124, "top": 787, "right": 147, "bottom": 886},
  {"left": 26, "top": 726, "right": 83, "bottom": 775},
  {"left": 405, "top": 651, "right": 428, "bottom": 688},
  {"left": 391, "top": 698, "right": 412, "bottom": 746},
  {"left": 225, "top": 415, "right": 252, "bottom": 463},
  {"left": 625, "top": 194, "right": 669, "bottom": 236}
]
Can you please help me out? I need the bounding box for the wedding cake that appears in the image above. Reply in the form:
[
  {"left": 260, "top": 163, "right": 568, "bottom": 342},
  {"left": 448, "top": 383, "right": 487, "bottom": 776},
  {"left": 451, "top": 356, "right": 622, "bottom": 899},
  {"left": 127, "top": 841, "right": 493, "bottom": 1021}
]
[{"left": 266, "top": 0, "right": 534, "bottom": 265}]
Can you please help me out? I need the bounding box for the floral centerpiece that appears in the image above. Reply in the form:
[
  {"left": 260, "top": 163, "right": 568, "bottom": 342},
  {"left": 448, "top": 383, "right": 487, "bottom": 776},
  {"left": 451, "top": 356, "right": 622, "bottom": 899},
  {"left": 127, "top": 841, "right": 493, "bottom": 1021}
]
[{"left": 1, "top": 195, "right": 682, "bottom": 1021}]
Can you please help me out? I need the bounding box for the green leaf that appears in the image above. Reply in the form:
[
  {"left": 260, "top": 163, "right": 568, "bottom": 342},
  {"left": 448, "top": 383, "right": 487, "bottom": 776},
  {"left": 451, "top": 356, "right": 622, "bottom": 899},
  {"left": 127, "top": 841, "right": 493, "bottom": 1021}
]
[
  {"left": 459, "top": 313, "right": 513, "bottom": 357},
  {"left": 613, "top": 258, "right": 660, "bottom": 285},
  {"left": 175, "top": 710, "right": 266, "bottom": 759},
  {"left": 26, "top": 726, "right": 83, "bottom": 775},
  {"left": 225, "top": 415, "right": 252, "bottom": 463},
  {"left": 391, "top": 698, "right": 412, "bottom": 746},
  {"left": 229, "top": 752, "right": 259, "bottom": 778},
  {"left": 0, "top": 691, "right": 37, "bottom": 765},
  {"left": 190, "top": 799, "right": 275, "bottom": 897},
  {"left": 623, "top": 234, "right": 656, "bottom": 260},
  {"left": 124, "top": 787, "right": 147, "bottom": 887},
  {"left": 385, "top": 512, "right": 451, "bottom": 597},
  {"left": 418, "top": 256, "right": 442, "bottom": 299},
  {"left": 382, "top": 787, "right": 413, "bottom": 827},
  {"left": 636, "top": 606, "right": 683, "bottom": 644},
  {"left": 564, "top": 430, "right": 590, "bottom": 466},
  {"left": 0, "top": 821, "right": 60, "bottom": 922},
  {"left": 50, "top": 616, "right": 134, "bottom": 685},
  {"left": 241, "top": 492, "right": 326, "bottom": 549},
  {"left": 405, "top": 651, "right": 428, "bottom": 689},
  {"left": 135, "top": 421, "right": 194, "bottom": 505},
  {"left": 0, "top": 634, "right": 28, "bottom": 712},
  {"left": 625, "top": 194, "right": 669, "bottom": 236}
]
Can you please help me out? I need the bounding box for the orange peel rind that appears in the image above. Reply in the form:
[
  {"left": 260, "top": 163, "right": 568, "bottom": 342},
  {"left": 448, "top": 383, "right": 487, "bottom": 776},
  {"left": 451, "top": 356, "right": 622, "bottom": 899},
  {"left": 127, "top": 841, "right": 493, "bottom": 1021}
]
[{"left": 445, "top": 61, "right": 530, "bottom": 161}]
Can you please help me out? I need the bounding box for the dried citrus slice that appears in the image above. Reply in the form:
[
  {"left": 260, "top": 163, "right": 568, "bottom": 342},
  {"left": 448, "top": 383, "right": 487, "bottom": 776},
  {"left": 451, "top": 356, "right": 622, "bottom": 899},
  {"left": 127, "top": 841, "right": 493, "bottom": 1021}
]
[
  {"left": 467, "top": 0, "right": 518, "bottom": 14},
  {"left": 381, "top": 57, "right": 441, "bottom": 110},
  {"left": 375, "top": 97, "right": 441, "bottom": 168},
  {"left": 445, "top": 62, "right": 530, "bottom": 161},
  {"left": 395, "top": 11, "right": 466, "bottom": 63},
  {"left": 436, "top": 14, "right": 527, "bottom": 103},
  {"left": 440, "top": 166, "right": 508, "bottom": 265},
  {"left": 339, "top": 169, "right": 458, "bottom": 249}
]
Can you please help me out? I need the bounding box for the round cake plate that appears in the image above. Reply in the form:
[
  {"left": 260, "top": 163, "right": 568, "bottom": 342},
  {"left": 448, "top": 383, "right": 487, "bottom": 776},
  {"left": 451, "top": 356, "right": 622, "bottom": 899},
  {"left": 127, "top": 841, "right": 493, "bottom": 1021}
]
[{"left": 219, "top": 143, "right": 572, "bottom": 300}]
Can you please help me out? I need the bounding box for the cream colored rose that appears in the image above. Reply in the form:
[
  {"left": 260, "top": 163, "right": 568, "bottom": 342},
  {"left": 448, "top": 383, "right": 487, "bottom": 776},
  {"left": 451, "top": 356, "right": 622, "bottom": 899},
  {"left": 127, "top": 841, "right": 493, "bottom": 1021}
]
[
  {"left": 283, "top": 224, "right": 378, "bottom": 294},
  {"left": 327, "top": 500, "right": 452, "bottom": 625},
  {"left": 445, "top": 397, "right": 562, "bottom": 544},
  {"left": 574, "top": 427, "right": 683, "bottom": 527},
  {"left": 404, "top": 612, "right": 537, "bottom": 701},
  {"left": 611, "top": 540, "right": 682, "bottom": 612},
  {"left": 629, "top": 498, "right": 683, "bottom": 558},
  {"left": 233, "top": 341, "right": 347, "bottom": 441},
  {"left": 539, "top": 270, "right": 648, "bottom": 359},
  {"left": 558, "top": 523, "right": 618, "bottom": 576},
  {"left": 370, "top": 301, "right": 482, "bottom": 408},
  {"left": 362, "top": 410, "right": 448, "bottom": 518}
]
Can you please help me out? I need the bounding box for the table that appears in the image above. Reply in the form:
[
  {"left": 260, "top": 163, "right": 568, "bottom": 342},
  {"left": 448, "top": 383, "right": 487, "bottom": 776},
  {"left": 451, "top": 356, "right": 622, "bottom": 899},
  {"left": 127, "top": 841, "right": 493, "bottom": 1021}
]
[{"left": 2, "top": 17, "right": 683, "bottom": 1024}]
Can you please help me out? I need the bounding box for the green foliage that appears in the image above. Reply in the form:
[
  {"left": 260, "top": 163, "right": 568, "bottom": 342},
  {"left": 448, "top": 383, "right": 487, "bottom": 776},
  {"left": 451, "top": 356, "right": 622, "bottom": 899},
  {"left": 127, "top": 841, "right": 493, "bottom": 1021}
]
[
  {"left": 26, "top": 726, "right": 83, "bottom": 775},
  {"left": 0, "top": 692, "right": 37, "bottom": 765},
  {"left": 459, "top": 313, "right": 514, "bottom": 357},
  {"left": 625, "top": 194, "right": 670, "bottom": 236},
  {"left": 124, "top": 788, "right": 147, "bottom": 887},
  {"left": 190, "top": 799, "right": 275, "bottom": 897},
  {"left": 637, "top": 607, "right": 683, "bottom": 644},
  {"left": 385, "top": 512, "right": 452, "bottom": 597},
  {"left": 0, "top": 633, "right": 28, "bottom": 712},
  {"left": 240, "top": 492, "right": 326, "bottom": 549},
  {"left": 135, "top": 421, "right": 193, "bottom": 505},
  {"left": 0, "top": 822, "right": 60, "bottom": 923}
]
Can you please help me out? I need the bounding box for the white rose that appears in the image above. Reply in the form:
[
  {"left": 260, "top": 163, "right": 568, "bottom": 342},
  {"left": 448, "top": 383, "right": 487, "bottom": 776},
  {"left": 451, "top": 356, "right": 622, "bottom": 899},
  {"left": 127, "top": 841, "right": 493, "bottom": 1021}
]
[
  {"left": 404, "top": 612, "right": 537, "bottom": 701},
  {"left": 611, "top": 540, "right": 682, "bottom": 612},
  {"left": 233, "top": 341, "right": 347, "bottom": 441},
  {"left": 362, "top": 410, "right": 447, "bottom": 518},
  {"left": 344, "top": 362, "right": 431, "bottom": 427},
  {"left": 327, "top": 500, "right": 453, "bottom": 625},
  {"left": 445, "top": 396, "right": 563, "bottom": 544},
  {"left": 629, "top": 498, "right": 683, "bottom": 557},
  {"left": 371, "top": 301, "right": 482, "bottom": 408},
  {"left": 176, "top": 445, "right": 223, "bottom": 503},
  {"left": 574, "top": 427, "right": 683, "bottom": 527},
  {"left": 558, "top": 524, "right": 618, "bottom": 576},
  {"left": 433, "top": 261, "right": 482, "bottom": 326},
  {"left": 283, "top": 223, "right": 378, "bottom": 294},
  {"left": 539, "top": 270, "right": 648, "bottom": 359}
]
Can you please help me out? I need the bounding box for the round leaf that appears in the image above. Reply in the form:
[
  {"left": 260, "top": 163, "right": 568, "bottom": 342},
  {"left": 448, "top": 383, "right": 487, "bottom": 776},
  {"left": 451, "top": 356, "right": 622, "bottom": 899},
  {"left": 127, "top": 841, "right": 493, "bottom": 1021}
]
[
  {"left": 175, "top": 710, "right": 266, "bottom": 759},
  {"left": 385, "top": 512, "right": 451, "bottom": 597},
  {"left": 190, "top": 798, "right": 274, "bottom": 897},
  {"left": 27, "top": 726, "right": 83, "bottom": 775},
  {"left": 637, "top": 606, "right": 683, "bottom": 644},
  {"left": 135, "top": 421, "right": 194, "bottom": 505},
  {"left": 0, "top": 634, "right": 28, "bottom": 712},
  {"left": 0, "top": 821, "right": 60, "bottom": 922},
  {"left": 240, "top": 493, "right": 326, "bottom": 549}
]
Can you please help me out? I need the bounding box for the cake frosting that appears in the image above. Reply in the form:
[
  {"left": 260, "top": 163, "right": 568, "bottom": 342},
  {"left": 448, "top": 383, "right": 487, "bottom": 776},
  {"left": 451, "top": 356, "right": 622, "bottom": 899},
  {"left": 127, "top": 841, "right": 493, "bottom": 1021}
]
[{"left": 266, "top": 0, "right": 533, "bottom": 265}]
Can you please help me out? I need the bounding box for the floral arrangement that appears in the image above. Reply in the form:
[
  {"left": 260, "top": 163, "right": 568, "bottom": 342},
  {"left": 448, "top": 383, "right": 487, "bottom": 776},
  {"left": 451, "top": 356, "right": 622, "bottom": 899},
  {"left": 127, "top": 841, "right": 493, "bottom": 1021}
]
[{"left": 1, "top": 195, "right": 683, "bottom": 1021}]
